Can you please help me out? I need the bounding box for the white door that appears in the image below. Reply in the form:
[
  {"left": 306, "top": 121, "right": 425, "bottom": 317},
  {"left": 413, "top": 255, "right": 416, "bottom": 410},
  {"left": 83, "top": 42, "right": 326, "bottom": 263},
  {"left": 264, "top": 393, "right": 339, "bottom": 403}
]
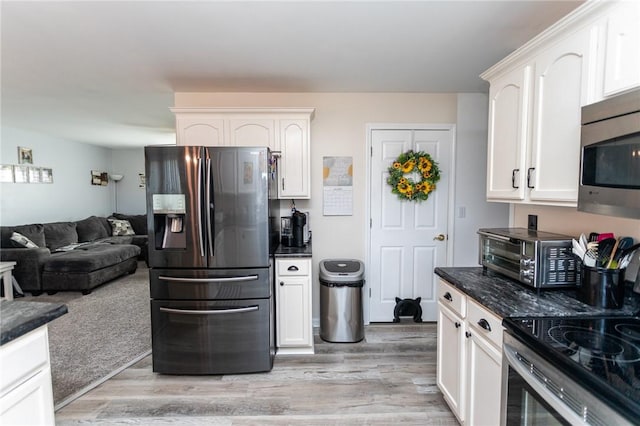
[{"left": 369, "top": 128, "right": 451, "bottom": 322}]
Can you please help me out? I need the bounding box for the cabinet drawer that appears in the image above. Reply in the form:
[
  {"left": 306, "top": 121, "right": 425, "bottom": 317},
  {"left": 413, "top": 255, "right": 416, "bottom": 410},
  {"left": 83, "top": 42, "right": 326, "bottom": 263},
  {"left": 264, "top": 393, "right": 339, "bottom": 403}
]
[
  {"left": 277, "top": 259, "right": 310, "bottom": 276},
  {"left": 438, "top": 279, "right": 466, "bottom": 317},
  {"left": 0, "top": 327, "right": 49, "bottom": 396},
  {"left": 467, "top": 299, "right": 503, "bottom": 349}
]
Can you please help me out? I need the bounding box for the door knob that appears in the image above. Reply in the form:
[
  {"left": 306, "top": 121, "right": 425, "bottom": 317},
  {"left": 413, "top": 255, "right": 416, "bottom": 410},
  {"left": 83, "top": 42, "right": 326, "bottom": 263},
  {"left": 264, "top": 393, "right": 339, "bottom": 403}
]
[{"left": 433, "top": 234, "right": 446, "bottom": 241}]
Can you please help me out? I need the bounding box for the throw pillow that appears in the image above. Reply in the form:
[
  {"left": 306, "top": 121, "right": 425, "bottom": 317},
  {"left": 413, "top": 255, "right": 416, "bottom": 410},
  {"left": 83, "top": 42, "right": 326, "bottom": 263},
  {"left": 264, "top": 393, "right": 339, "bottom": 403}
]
[
  {"left": 10, "top": 232, "right": 39, "bottom": 248},
  {"left": 43, "top": 222, "right": 78, "bottom": 250},
  {"left": 108, "top": 218, "right": 135, "bottom": 236}
]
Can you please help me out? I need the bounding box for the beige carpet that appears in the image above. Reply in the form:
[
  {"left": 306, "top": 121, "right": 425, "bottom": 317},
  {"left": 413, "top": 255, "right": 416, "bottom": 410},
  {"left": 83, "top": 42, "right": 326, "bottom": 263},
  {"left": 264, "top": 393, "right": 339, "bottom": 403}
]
[{"left": 21, "top": 261, "right": 151, "bottom": 409}]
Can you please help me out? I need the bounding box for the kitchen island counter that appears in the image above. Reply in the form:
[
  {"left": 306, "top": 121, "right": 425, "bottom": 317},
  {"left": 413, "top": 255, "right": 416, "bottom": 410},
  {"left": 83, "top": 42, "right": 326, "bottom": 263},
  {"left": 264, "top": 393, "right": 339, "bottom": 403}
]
[
  {"left": 435, "top": 267, "right": 640, "bottom": 318},
  {"left": 1, "top": 300, "right": 67, "bottom": 345}
]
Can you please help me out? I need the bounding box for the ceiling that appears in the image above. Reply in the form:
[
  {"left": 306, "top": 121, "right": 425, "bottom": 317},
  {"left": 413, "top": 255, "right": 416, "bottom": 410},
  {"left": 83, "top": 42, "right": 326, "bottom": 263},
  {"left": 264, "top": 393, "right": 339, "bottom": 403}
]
[{"left": 1, "top": 1, "right": 584, "bottom": 149}]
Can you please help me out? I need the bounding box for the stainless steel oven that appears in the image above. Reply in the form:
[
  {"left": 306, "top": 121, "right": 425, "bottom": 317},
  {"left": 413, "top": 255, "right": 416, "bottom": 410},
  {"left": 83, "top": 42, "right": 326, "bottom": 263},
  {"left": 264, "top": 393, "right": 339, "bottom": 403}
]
[{"left": 501, "top": 317, "right": 640, "bottom": 426}]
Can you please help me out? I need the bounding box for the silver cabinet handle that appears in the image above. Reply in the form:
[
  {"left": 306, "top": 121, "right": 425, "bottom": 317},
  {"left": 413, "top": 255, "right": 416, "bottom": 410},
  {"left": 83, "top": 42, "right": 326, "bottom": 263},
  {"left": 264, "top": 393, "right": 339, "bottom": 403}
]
[
  {"left": 158, "top": 275, "right": 259, "bottom": 283},
  {"left": 160, "top": 306, "right": 258, "bottom": 315}
]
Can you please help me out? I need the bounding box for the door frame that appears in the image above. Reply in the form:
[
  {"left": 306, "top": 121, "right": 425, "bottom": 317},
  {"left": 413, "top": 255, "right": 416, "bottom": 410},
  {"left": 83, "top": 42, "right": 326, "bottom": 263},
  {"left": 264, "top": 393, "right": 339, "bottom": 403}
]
[{"left": 364, "top": 123, "right": 457, "bottom": 324}]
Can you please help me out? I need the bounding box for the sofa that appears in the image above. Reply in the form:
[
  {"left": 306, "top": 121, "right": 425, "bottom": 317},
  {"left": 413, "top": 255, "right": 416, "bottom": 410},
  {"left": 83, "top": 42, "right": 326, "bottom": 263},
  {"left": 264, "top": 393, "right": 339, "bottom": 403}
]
[{"left": 0, "top": 214, "right": 148, "bottom": 295}]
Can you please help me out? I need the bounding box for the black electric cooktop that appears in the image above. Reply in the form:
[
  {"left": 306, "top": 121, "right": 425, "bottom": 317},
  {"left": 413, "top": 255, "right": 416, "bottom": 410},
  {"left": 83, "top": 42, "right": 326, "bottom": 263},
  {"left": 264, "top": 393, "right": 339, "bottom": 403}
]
[{"left": 504, "top": 316, "right": 640, "bottom": 421}]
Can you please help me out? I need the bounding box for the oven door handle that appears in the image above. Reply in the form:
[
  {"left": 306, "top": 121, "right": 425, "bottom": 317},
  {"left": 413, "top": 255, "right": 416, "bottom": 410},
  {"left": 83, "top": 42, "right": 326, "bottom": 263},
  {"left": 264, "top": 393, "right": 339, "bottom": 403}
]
[
  {"left": 158, "top": 275, "right": 259, "bottom": 283},
  {"left": 160, "top": 306, "right": 259, "bottom": 315},
  {"left": 503, "top": 343, "right": 585, "bottom": 425}
]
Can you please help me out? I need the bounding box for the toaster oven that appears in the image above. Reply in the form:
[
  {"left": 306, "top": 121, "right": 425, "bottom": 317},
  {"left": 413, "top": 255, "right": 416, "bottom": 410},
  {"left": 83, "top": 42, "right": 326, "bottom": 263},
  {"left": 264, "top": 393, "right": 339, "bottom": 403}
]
[{"left": 478, "top": 228, "right": 577, "bottom": 289}]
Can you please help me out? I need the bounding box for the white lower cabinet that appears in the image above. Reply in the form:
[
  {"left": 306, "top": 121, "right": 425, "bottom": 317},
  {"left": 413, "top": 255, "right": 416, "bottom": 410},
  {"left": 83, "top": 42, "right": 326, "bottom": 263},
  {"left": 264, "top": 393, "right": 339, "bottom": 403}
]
[
  {"left": 275, "top": 258, "right": 313, "bottom": 354},
  {"left": 437, "top": 279, "right": 504, "bottom": 425},
  {"left": 0, "top": 326, "right": 55, "bottom": 425}
]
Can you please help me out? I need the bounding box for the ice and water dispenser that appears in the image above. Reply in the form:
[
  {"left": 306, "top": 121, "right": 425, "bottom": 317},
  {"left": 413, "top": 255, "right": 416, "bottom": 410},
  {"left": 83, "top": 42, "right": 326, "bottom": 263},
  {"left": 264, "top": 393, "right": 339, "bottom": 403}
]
[{"left": 152, "top": 194, "right": 187, "bottom": 249}]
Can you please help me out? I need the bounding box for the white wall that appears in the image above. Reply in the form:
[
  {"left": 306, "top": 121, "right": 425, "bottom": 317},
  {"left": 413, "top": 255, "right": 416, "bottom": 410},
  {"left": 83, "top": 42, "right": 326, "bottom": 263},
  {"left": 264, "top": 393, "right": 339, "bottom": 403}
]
[
  {"left": 0, "top": 127, "right": 146, "bottom": 225},
  {"left": 110, "top": 148, "right": 146, "bottom": 215},
  {"left": 453, "top": 94, "right": 509, "bottom": 266},
  {"left": 0, "top": 127, "right": 113, "bottom": 225}
]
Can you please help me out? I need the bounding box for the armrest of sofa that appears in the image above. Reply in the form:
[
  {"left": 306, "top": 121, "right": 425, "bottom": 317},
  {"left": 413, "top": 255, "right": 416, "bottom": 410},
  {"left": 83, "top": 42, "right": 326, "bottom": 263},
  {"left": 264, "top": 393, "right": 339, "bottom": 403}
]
[{"left": 0, "top": 247, "right": 51, "bottom": 293}]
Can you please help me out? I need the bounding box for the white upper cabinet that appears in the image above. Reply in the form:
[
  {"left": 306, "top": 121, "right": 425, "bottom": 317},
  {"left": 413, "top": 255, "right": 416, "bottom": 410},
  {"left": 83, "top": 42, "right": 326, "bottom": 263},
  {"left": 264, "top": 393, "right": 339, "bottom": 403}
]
[
  {"left": 486, "top": 65, "right": 532, "bottom": 201},
  {"left": 177, "top": 116, "right": 225, "bottom": 146},
  {"left": 171, "top": 108, "right": 314, "bottom": 199},
  {"left": 229, "top": 119, "right": 277, "bottom": 151},
  {"left": 278, "top": 119, "right": 310, "bottom": 199},
  {"left": 598, "top": 1, "right": 640, "bottom": 99},
  {"left": 529, "top": 29, "right": 590, "bottom": 204},
  {"left": 485, "top": 27, "right": 590, "bottom": 206},
  {"left": 482, "top": 1, "right": 636, "bottom": 206}
]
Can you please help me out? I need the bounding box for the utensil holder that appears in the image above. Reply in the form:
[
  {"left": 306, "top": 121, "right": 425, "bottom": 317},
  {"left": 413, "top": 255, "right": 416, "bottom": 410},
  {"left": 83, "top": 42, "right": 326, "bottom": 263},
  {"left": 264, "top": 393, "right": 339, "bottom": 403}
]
[{"left": 577, "top": 263, "right": 625, "bottom": 309}]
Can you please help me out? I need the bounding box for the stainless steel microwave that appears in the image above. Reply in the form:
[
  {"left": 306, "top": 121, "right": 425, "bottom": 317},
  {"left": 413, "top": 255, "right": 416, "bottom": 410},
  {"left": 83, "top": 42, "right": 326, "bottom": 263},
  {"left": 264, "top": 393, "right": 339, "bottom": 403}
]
[{"left": 578, "top": 88, "right": 640, "bottom": 219}]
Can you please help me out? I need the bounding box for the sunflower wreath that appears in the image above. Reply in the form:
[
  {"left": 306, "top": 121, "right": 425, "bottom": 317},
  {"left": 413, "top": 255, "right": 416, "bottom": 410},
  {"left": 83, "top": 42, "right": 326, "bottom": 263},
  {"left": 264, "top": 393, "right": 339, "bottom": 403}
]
[{"left": 387, "top": 150, "right": 440, "bottom": 202}]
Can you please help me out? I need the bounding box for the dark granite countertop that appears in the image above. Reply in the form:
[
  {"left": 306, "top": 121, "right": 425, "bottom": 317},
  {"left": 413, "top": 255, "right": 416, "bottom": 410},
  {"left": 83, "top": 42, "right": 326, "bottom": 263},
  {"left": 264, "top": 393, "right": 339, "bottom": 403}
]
[
  {"left": 1, "top": 300, "right": 68, "bottom": 345},
  {"left": 434, "top": 267, "right": 640, "bottom": 319},
  {"left": 273, "top": 240, "right": 312, "bottom": 258}
]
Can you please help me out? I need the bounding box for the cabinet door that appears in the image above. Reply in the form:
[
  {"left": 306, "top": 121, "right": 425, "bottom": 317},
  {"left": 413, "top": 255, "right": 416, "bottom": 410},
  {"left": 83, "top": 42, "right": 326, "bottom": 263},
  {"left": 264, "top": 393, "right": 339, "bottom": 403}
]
[
  {"left": 486, "top": 65, "right": 532, "bottom": 201},
  {"left": 276, "top": 275, "right": 311, "bottom": 348},
  {"left": 229, "top": 119, "right": 276, "bottom": 150},
  {"left": 278, "top": 119, "right": 310, "bottom": 199},
  {"left": 466, "top": 331, "right": 502, "bottom": 426},
  {"left": 603, "top": 1, "right": 640, "bottom": 97},
  {"left": 177, "top": 118, "right": 225, "bottom": 146},
  {"left": 436, "top": 302, "right": 465, "bottom": 423},
  {"left": 529, "top": 29, "right": 590, "bottom": 204}
]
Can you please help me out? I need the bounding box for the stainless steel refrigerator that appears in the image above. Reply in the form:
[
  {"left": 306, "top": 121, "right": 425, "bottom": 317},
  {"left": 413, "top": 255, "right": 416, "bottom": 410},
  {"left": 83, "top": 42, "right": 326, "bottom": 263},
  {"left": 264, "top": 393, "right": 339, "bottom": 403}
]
[{"left": 145, "top": 145, "right": 278, "bottom": 375}]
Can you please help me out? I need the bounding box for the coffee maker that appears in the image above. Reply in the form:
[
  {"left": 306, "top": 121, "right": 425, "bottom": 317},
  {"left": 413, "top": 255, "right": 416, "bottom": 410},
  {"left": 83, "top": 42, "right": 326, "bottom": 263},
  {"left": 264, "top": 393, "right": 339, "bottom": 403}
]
[{"left": 291, "top": 210, "right": 307, "bottom": 247}]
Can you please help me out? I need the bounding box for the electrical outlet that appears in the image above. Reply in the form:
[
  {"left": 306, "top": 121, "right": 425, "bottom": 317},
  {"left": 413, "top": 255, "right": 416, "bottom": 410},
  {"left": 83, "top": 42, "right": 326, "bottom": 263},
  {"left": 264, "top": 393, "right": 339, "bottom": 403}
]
[{"left": 528, "top": 214, "right": 538, "bottom": 231}]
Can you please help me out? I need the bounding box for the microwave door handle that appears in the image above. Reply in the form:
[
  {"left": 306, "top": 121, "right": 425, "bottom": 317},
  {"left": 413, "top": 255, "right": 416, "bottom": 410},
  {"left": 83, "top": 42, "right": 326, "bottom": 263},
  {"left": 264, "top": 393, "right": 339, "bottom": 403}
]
[
  {"left": 503, "top": 344, "right": 585, "bottom": 424},
  {"left": 205, "top": 157, "right": 214, "bottom": 257},
  {"left": 197, "top": 157, "right": 205, "bottom": 258}
]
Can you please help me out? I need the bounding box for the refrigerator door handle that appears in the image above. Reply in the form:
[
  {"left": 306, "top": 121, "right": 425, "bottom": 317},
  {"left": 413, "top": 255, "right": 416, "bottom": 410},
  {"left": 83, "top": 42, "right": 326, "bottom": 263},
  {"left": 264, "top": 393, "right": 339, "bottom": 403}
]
[
  {"left": 205, "top": 157, "right": 214, "bottom": 257},
  {"left": 197, "top": 157, "right": 205, "bottom": 257},
  {"left": 160, "top": 306, "right": 259, "bottom": 315},
  {"left": 158, "top": 275, "right": 260, "bottom": 283}
]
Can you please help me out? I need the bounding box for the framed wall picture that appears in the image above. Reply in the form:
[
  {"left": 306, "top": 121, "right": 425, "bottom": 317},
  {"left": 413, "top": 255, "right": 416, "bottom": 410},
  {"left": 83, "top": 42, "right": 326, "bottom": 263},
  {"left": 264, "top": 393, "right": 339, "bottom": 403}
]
[
  {"left": 18, "top": 147, "right": 33, "bottom": 164},
  {"left": 28, "top": 167, "right": 42, "bottom": 183},
  {"left": 91, "top": 170, "right": 108, "bottom": 186},
  {"left": 0, "top": 165, "right": 14, "bottom": 183},
  {"left": 14, "top": 165, "right": 29, "bottom": 183},
  {"left": 41, "top": 168, "right": 53, "bottom": 183}
]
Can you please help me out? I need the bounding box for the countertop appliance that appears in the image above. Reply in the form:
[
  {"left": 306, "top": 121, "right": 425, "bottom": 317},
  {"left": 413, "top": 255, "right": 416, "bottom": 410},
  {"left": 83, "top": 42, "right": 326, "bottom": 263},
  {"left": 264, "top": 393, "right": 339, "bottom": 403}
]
[
  {"left": 145, "top": 146, "right": 277, "bottom": 375},
  {"left": 579, "top": 87, "right": 640, "bottom": 219},
  {"left": 502, "top": 316, "right": 640, "bottom": 425},
  {"left": 478, "top": 228, "right": 577, "bottom": 289}
]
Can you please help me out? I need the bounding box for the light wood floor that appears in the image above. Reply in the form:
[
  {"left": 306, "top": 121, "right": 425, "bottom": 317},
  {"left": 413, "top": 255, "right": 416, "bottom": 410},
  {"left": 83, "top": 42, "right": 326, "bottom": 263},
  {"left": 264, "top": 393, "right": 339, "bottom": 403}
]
[{"left": 55, "top": 323, "right": 458, "bottom": 425}]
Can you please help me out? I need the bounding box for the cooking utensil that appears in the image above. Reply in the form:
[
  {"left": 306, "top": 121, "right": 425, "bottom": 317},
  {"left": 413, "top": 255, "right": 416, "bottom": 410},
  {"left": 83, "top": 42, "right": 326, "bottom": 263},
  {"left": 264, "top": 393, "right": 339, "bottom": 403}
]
[
  {"left": 596, "top": 237, "right": 616, "bottom": 267},
  {"left": 572, "top": 239, "right": 586, "bottom": 260},
  {"left": 579, "top": 234, "right": 588, "bottom": 251},
  {"left": 588, "top": 232, "right": 599, "bottom": 242},
  {"left": 606, "top": 238, "right": 621, "bottom": 269},
  {"left": 597, "top": 233, "right": 615, "bottom": 242}
]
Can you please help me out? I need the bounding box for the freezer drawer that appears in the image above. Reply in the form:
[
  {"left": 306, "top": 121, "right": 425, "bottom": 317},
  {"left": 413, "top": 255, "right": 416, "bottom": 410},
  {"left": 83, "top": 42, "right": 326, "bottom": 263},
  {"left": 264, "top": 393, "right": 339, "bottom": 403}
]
[
  {"left": 151, "top": 298, "right": 274, "bottom": 374},
  {"left": 150, "top": 267, "right": 272, "bottom": 300}
]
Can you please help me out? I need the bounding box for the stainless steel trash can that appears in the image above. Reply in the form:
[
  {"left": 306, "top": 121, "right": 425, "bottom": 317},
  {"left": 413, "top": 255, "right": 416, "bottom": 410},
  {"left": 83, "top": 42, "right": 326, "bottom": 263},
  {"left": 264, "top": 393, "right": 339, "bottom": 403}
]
[{"left": 319, "top": 259, "right": 365, "bottom": 343}]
